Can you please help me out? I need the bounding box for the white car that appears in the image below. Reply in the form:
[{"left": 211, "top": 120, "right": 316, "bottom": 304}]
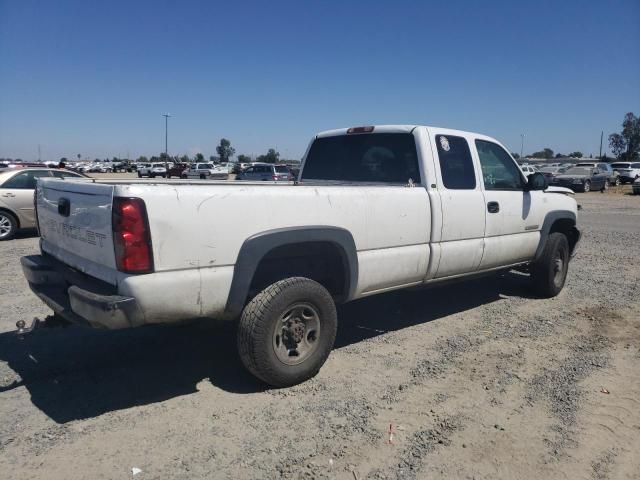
[
  {"left": 21, "top": 124, "right": 580, "bottom": 387},
  {"left": 138, "top": 163, "right": 168, "bottom": 178},
  {"left": 610, "top": 162, "right": 640, "bottom": 184},
  {"left": 520, "top": 165, "right": 539, "bottom": 175},
  {"left": 181, "top": 163, "right": 228, "bottom": 180}
]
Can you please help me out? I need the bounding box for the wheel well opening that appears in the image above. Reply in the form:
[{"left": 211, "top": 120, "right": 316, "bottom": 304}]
[
  {"left": 248, "top": 242, "right": 348, "bottom": 302},
  {"left": 550, "top": 219, "right": 579, "bottom": 254}
]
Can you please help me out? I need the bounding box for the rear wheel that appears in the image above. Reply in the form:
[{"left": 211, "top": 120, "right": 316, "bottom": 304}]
[
  {"left": 0, "top": 211, "right": 18, "bottom": 241},
  {"left": 237, "top": 277, "right": 337, "bottom": 387},
  {"left": 530, "top": 232, "right": 569, "bottom": 298},
  {"left": 137, "top": 172, "right": 142, "bottom": 178}
]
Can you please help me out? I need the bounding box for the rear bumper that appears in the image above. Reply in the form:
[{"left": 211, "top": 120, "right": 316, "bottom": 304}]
[{"left": 21, "top": 255, "right": 144, "bottom": 329}]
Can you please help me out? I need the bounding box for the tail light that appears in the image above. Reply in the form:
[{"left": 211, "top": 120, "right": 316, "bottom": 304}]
[
  {"left": 272, "top": 175, "right": 278, "bottom": 181},
  {"left": 112, "top": 197, "right": 153, "bottom": 273}
]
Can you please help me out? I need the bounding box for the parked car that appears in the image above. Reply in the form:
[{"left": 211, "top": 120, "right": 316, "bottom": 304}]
[
  {"left": 575, "top": 162, "right": 620, "bottom": 186},
  {"left": 538, "top": 166, "right": 567, "bottom": 179},
  {"left": 138, "top": 163, "right": 168, "bottom": 178},
  {"left": 21, "top": 124, "right": 581, "bottom": 387},
  {"left": 236, "top": 163, "right": 292, "bottom": 181},
  {"left": 550, "top": 166, "right": 609, "bottom": 192},
  {"left": 610, "top": 162, "right": 640, "bottom": 184},
  {"left": 633, "top": 177, "right": 640, "bottom": 195},
  {"left": 181, "top": 163, "right": 228, "bottom": 179},
  {"left": 0, "top": 168, "right": 86, "bottom": 240},
  {"left": 167, "top": 163, "right": 190, "bottom": 178},
  {"left": 520, "top": 165, "right": 539, "bottom": 175}
]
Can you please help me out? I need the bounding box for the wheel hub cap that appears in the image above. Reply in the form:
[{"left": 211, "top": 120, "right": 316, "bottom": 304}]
[{"left": 273, "top": 303, "right": 321, "bottom": 366}]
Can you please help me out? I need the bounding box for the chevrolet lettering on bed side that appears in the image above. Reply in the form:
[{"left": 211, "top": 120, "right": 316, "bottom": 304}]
[{"left": 21, "top": 125, "right": 581, "bottom": 387}]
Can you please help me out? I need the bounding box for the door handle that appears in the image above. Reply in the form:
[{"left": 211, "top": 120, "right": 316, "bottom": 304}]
[
  {"left": 487, "top": 201, "right": 500, "bottom": 213},
  {"left": 1, "top": 193, "right": 16, "bottom": 198}
]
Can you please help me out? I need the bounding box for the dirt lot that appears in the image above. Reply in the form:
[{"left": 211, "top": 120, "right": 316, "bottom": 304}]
[{"left": 1, "top": 192, "right": 639, "bottom": 480}]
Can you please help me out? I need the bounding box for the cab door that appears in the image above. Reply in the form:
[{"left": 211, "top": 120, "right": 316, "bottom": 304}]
[
  {"left": 0, "top": 169, "right": 52, "bottom": 227},
  {"left": 473, "top": 140, "right": 542, "bottom": 268},
  {"left": 430, "top": 130, "right": 486, "bottom": 278}
]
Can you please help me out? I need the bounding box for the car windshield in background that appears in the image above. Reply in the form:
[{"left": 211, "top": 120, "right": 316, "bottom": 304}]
[
  {"left": 611, "top": 163, "right": 630, "bottom": 169},
  {"left": 564, "top": 167, "right": 591, "bottom": 175},
  {"left": 301, "top": 133, "right": 420, "bottom": 184},
  {"left": 275, "top": 166, "right": 289, "bottom": 173},
  {"left": 540, "top": 167, "right": 559, "bottom": 172}
]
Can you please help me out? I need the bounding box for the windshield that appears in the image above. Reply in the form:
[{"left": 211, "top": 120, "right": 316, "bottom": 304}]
[
  {"left": 302, "top": 133, "right": 420, "bottom": 183},
  {"left": 564, "top": 167, "right": 591, "bottom": 175},
  {"left": 611, "top": 163, "right": 630, "bottom": 168}
]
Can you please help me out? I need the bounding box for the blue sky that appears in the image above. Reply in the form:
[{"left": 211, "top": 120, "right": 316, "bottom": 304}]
[{"left": 1, "top": 0, "right": 638, "bottom": 161}]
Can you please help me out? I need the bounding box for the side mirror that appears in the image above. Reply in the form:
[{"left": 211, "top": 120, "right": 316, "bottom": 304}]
[{"left": 527, "top": 172, "right": 548, "bottom": 191}]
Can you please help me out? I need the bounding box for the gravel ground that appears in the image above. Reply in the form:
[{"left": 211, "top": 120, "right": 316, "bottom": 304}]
[{"left": 1, "top": 191, "right": 639, "bottom": 480}]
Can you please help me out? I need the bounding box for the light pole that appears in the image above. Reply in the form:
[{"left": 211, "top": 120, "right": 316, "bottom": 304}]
[
  {"left": 520, "top": 134, "right": 525, "bottom": 159},
  {"left": 162, "top": 113, "right": 171, "bottom": 170}
]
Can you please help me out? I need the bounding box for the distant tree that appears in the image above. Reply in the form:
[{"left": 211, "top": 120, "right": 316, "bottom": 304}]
[
  {"left": 555, "top": 153, "right": 564, "bottom": 158},
  {"left": 511, "top": 153, "right": 520, "bottom": 159},
  {"left": 209, "top": 155, "right": 216, "bottom": 163},
  {"left": 257, "top": 148, "right": 279, "bottom": 163},
  {"left": 137, "top": 156, "right": 148, "bottom": 163},
  {"left": 609, "top": 112, "right": 640, "bottom": 161},
  {"left": 237, "top": 154, "right": 252, "bottom": 163},
  {"left": 195, "top": 153, "right": 205, "bottom": 162},
  {"left": 530, "top": 148, "right": 554, "bottom": 159},
  {"left": 568, "top": 151, "right": 583, "bottom": 158},
  {"left": 77, "top": 154, "right": 81, "bottom": 160},
  {"left": 216, "top": 138, "right": 236, "bottom": 163},
  {"left": 150, "top": 156, "right": 160, "bottom": 162},
  {"left": 60, "top": 157, "right": 68, "bottom": 163}
]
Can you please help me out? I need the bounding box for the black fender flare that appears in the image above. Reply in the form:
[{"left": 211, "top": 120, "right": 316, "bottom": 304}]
[
  {"left": 224, "top": 226, "right": 358, "bottom": 317},
  {"left": 533, "top": 210, "right": 579, "bottom": 261}
]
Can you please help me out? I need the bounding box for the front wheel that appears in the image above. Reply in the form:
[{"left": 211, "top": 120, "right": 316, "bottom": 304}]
[
  {"left": 0, "top": 211, "right": 18, "bottom": 241},
  {"left": 530, "top": 232, "right": 569, "bottom": 298},
  {"left": 613, "top": 177, "right": 621, "bottom": 186},
  {"left": 583, "top": 180, "right": 591, "bottom": 192},
  {"left": 237, "top": 277, "right": 337, "bottom": 387}
]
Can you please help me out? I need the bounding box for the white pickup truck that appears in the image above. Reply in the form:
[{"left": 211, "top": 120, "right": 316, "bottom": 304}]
[{"left": 21, "top": 125, "right": 581, "bottom": 386}]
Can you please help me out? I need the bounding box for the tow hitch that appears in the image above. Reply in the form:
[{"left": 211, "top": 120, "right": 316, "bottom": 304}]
[
  {"left": 16, "top": 318, "right": 40, "bottom": 338},
  {"left": 15, "top": 315, "right": 70, "bottom": 338}
]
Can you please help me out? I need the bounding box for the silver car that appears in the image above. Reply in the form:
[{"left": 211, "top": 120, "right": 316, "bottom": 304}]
[
  {"left": 0, "top": 168, "right": 85, "bottom": 240},
  {"left": 237, "top": 163, "right": 292, "bottom": 181}
]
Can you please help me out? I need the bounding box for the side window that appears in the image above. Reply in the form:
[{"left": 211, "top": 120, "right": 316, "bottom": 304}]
[
  {"left": 436, "top": 135, "right": 476, "bottom": 189},
  {"left": 475, "top": 140, "right": 524, "bottom": 191},
  {"left": 2, "top": 170, "right": 51, "bottom": 189},
  {"left": 632, "top": 163, "right": 640, "bottom": 169},
  {"left": 245, "top": 167, "right": 254, "bottom": 173}
]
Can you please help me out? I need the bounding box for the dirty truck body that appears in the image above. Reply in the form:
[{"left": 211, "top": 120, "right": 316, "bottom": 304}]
[{"left": 21, "top": 125, "right": 580, "bottom": 386}]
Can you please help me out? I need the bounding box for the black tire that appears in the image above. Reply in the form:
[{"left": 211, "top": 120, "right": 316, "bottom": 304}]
[
  {"left": 137, "top": 172, "right": 142, "bottom": 178},
  {"left": 237, "top": 277, "right": 337, "bottom": 387},
  {"left": 200, "top": 174, "right": 206, "bottom": 179},
  {"left": 0, "top": 210, "right": 18, "bottom": 241},
  {"left": 530, "top": 232, "right": 569, "bottom": 298}
]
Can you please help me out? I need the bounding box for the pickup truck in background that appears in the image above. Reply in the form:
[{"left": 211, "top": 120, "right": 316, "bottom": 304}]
[{"left": 21, "top": 125, "right": 581, "bottom": 386}]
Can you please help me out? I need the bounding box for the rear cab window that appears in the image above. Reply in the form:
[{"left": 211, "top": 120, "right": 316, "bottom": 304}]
[
  {"left": 301, "top": 132, "right": 421, "bottom": 184},
  {"left": 435, "top": 135, "right": 476, "bottom": 189}
]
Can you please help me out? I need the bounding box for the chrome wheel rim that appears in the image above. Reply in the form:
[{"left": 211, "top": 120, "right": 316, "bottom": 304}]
[
  {"left": 0, "top": 214, "right": 12, "bottom": 238},
  {"left": 584, "top": 182, "right": 590, "bottom": 192},
  {"left": 273, "top": 303, "right": 321, "bottom": 365}
]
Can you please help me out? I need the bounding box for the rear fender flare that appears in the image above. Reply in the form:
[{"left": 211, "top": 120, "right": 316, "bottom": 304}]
[{"left": 225, "top": 226, "right": 358, "bottom": 318}]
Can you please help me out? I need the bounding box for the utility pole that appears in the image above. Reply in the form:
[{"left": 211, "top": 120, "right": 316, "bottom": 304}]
[
  {"left": 520, "top": 134, "right": 524, "bottom": 159},
  {"left": 599, "top": 131, "right": 603, "bottom": 159},
  {"left": 38, "top": 144, "right": 41, "bottom": 163},
  {"left": 162, "top": 113, "right": 171, "bottom": 170}
]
